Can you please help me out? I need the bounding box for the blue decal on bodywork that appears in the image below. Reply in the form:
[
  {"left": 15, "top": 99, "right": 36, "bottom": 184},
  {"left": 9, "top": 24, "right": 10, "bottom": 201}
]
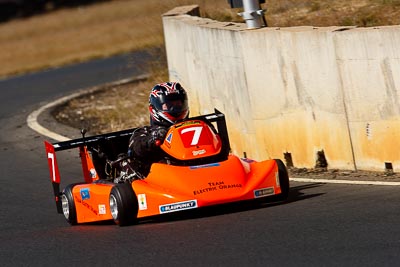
[
  {"left": 254, "top": 187, "right": 275, "bottom": 198},
  {"left": 159, "top": 200, "right": 198, "bottom": 214},
  {"left": 190, "top": 163, "right": 220, "bottom": 170},
  {"left": 80, "top": 188, "right": 90, "bottom": 200}
]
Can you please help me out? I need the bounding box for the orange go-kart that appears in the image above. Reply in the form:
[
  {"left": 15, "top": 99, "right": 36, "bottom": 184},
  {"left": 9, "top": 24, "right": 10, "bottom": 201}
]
[{"left": 45, "top": 110, "right": 289, "bottom": 226}]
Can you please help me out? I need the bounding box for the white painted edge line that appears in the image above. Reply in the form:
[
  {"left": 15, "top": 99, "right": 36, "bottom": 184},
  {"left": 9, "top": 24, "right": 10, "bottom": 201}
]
[
  {"left": 27, "top": 76, "right": 148, "bottom": 142},
  {"left": 27, "top": 100, "right": 71, "bottom": 142},
  {"left": 290, "top": 177, "right": 400, "bottom": 186}
]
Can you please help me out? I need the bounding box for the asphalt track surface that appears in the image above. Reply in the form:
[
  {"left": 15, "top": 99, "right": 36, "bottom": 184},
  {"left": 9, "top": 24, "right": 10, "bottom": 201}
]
[{"left": 1, "top": 51, "right": 400, "bottom": 266}]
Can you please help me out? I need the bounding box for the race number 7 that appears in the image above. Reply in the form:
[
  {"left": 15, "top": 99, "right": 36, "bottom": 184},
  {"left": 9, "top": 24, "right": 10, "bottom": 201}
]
[
  {"left": 47, "top": 152, "right": 57, "bottom": 182},
  {"left": 181, "top": 126, "right": 203, "bottom": 145},
  {"left": 45, "top": 141, "right": 60, "bottom": 184}
]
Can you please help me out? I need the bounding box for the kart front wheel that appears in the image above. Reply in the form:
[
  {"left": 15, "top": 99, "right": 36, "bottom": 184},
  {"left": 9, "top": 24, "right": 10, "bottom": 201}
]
[
  {"left": 109, "top": 183, "right": 138, "bottom": 226},
  {"left": 61, "top": 184, "right": 79, "bottom": 225},
  {"left": 275, "top": 159, "right": 290, "bottom": 201}
]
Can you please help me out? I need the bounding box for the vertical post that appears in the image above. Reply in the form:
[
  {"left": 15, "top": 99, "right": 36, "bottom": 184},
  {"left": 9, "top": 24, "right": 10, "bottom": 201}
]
[{"left": 238, "top": 0, "right": 266, "bottom": 29}]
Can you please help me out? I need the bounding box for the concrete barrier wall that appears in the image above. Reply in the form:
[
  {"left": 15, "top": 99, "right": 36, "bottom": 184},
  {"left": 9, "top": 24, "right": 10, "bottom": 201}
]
[{"left": 162, "top": 6, "right": 400, "bottom": 172}]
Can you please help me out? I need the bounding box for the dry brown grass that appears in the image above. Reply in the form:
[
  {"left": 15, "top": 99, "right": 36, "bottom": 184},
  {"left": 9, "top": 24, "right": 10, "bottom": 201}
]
[
  {"left": 266, "top": 0, "right": 400, "bottom": 27},
  {"left": 1, "top": 0, "right": 399, "bottom": 79},
  {"left": 0, "top": 0, "right": 235, "bottom": 78},
  {"left": 53, "top": 80, "right": 152, "bottom": 133}
]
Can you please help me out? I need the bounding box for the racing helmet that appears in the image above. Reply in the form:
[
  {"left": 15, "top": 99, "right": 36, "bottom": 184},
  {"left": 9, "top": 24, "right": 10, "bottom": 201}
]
[{"left": 149, "top": 82, "right": 189, "bottom": 127}]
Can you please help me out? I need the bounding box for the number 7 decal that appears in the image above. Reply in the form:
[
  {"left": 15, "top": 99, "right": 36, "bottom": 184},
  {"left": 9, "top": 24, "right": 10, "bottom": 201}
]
[
  {"left": 47, "top": 152, "right": 56, "bottom": 182},
  {"left": 181, "top": 126, "right": 203, "bottom": 145},
  {"left": 45, "top": 141, "right": 60, "bottom": 184}
]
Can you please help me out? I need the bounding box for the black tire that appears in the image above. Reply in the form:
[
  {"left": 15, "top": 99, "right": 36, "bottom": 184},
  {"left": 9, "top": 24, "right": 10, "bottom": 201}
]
[
  {"left": 109, "top": 183, "right": 138, "bottom": 226},
  {"left": 275, "top": 159, "right": 290, "bottom": 201},
  {"left": 61, "top": 183, "right": 81, "bottom": 225}
]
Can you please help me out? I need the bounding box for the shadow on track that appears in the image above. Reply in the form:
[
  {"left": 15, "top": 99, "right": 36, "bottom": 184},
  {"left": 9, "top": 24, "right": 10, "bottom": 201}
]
[{"left": 286, "top": 182, "right": 326, "bottom": 203}]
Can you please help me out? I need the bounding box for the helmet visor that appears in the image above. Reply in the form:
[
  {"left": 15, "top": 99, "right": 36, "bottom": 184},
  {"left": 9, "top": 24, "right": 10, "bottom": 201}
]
[{"left": 155, "top": 93, "right": 188, "bottom": 118}]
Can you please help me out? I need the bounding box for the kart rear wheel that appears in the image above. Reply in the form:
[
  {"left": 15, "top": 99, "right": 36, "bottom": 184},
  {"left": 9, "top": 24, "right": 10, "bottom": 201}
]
[
  {"left": 275, "top": 159, "right": 290, "bottom": 201},
  {"left": 61, "top": 184, "right": 80, "bottom": 225},
  {"left": 109, "top": 183, "right": 138, "bottom": 226}
]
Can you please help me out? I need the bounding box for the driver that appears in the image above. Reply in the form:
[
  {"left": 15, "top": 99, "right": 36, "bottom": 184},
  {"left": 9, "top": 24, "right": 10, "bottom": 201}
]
[{"left": 123, "top": 82, "right": 189, "bottom": 179}]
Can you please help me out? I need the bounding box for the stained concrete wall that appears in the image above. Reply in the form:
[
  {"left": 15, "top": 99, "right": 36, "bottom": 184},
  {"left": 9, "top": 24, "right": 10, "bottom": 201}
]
[{"left": 162, "top": 6, "right": 400, "bottom": 172}]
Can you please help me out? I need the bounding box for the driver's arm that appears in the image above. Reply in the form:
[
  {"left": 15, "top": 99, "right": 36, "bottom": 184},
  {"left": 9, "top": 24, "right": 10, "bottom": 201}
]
[{"left": 128, "top": 126, "right": 167, "bottom": 159}]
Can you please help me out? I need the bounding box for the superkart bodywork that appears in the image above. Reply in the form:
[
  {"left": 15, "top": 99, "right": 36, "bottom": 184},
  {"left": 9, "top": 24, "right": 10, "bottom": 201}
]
[{"left": 45, "top": 110, "right": 289, "bottom": 226}]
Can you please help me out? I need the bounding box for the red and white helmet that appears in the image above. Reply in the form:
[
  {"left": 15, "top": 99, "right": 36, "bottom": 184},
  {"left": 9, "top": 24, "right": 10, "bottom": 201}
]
[{"left": 149, "top": 82, "right": 189, "bottom": 127}]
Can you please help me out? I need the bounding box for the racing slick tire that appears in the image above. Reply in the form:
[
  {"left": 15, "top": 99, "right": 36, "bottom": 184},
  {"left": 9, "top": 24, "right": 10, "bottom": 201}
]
[
  {"left": 275, "top": 159, "right": 290, "bottom": 201},
  {"left": 109, "top": 183, "right": 139, "bottom": 226},
  {"left": 61, "top": 183, "right": 82, "bottom": 225}
]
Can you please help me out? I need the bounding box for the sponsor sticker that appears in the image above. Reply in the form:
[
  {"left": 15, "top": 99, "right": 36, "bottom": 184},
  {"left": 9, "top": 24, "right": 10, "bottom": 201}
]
[
  {"left": 189, "top": 163, "right": 220, "bottom": 169},
  {"left": 166, "top": 133, "right": 173, "bottom": 143},
  {"left": 193, "top": 181, "right": 242, "bottom": 196},
  {"left": 90, "top": 168, "right": 97, "bottom": 179},
  {"left": 80, "top": 188, "right": 90, "bottom": 200},
  {"left": 159, "top": 200, "right": 198, "bottom": 214},
  {"left": 254, "top": 187, "right": 275, "bottom": 198},
  {"left": 138, "top": 194, "right": 148, "bottom": 210},
  {"left": 98, "top": 204, "right": 106, "bottom": 215},
  {"left": 192, "top": 149, "right": 206, "bottom": 156},
  {"left": 175, "top": 121, "right": 201, "bottom": 128}
]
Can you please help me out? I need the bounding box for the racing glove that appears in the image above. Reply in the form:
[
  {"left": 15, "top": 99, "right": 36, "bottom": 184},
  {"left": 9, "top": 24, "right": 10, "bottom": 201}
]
[{"left": 147, "top": 127, "right": 167, "bottom": 148}]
